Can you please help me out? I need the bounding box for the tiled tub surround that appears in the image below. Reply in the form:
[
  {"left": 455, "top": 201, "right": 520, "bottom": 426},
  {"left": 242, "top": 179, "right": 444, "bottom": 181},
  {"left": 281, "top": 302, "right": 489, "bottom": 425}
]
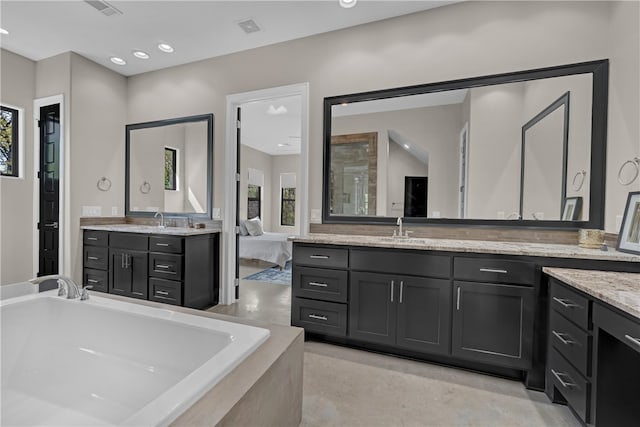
[
  {"left": 543, "top": 268, "right": 640, "bottom": 319},
  {"left": 293, "top": 233, "right": 640, "bottom": 263},
  {"left": 0, "top": 291, "right": 303, "bottom": 427}
]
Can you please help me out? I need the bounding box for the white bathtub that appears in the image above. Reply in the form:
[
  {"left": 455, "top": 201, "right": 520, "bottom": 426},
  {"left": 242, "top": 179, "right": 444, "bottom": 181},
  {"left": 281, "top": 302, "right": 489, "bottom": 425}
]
[{"left": 1, "top": 292, "right": 270, "bottom": 426}]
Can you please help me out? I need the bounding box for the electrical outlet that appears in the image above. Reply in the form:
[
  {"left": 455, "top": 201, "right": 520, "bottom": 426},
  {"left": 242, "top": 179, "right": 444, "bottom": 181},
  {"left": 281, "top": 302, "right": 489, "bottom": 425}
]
[
  {"left": 82, "top": 206, "right": 102, "bottom": 217},
  {"left": 310, "top": 209, "right": 321, "bottom": 223},
  {"left": 432, "top": 211, "right": 441, "bottom": 218},
  {"left": 212, "top": 208, "right": 221, "bottom": 219},
  {"left": 112, "top": 206, "right": 118, "bottom": 216}
]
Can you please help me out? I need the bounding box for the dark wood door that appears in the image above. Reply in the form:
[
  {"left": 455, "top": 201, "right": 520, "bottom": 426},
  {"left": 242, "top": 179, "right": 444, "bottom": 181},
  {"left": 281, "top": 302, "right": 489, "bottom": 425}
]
[
  {"left": 109, "top": 249, "right": 148, "bottom": 299},
  {"left": 452, "top": 281, "right": 534, "bottom": 369},
  {"left": 349, "top": 271, "right": 397, "bottom": 346},
  {"left": 396, "top": 276, "right": 452, "bottom": 355},
  {"left": 38, "top": 104, "right": 60, "bottom": 276}
]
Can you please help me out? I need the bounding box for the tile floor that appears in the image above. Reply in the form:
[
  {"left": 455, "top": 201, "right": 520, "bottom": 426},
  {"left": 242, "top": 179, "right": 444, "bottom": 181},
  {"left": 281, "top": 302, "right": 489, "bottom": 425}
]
[{"left": 209, "top": 261, "right": 580, "bottom": 427}]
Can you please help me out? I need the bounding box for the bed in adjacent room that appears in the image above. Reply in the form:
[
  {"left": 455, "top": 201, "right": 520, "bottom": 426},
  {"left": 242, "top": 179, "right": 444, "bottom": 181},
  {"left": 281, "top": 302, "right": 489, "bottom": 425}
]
[{"left": 239, "top": 232, "right": 293, "bottom": 269}]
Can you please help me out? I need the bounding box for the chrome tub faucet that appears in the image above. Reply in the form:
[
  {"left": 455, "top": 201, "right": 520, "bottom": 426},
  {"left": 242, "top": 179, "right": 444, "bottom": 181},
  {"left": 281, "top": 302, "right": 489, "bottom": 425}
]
[{"left": 30, "top": 275, "right": 91, "bottom": 300}]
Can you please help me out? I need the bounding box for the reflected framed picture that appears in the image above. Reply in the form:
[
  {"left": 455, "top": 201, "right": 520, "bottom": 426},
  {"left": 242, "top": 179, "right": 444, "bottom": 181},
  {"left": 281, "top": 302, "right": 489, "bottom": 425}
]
[
  {"left": 616, "top": 191, "right": 640, "bottom": 255},
  {"left": 562, "top": 196, "right": 582, "bottom": 221}
]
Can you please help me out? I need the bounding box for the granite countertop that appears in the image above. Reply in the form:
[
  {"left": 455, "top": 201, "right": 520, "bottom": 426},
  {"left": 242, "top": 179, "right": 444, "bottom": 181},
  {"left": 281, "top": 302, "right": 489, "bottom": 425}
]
[
  {"left": 81, "top": 224, "right": 221, "bottom": 236},
  {"left": 543, "top": 267, "right": 640, "bottom": 320},
  {"left": 290, "top": 233, "right": 640, "bottom": 263}
]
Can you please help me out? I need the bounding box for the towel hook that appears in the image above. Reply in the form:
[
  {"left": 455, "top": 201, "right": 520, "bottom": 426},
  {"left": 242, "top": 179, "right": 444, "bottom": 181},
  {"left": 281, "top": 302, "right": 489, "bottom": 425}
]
[
  {"left": 140, "top": 181, "right": 151, "bottom": 194},
  {"left": 97, "top": 177, "right": 112, "bottom": 192},
  {"left": 571, "top": 170, "right": 587, "bottom": 191},
  {"left": 617, "top": 157, "right": 640, "bottom": 186}
]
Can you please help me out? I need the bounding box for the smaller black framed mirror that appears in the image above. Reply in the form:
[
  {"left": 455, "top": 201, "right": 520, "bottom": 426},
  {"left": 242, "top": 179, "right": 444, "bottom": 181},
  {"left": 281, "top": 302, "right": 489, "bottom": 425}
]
[{"left": 125, "top": 114, "right": 214, "bottom": 218}]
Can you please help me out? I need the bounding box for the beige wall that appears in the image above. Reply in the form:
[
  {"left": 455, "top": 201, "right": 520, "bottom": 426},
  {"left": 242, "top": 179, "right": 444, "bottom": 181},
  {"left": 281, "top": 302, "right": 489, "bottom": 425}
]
[{"left": 0, "top": 49, "right": 36, "bottom": 285}]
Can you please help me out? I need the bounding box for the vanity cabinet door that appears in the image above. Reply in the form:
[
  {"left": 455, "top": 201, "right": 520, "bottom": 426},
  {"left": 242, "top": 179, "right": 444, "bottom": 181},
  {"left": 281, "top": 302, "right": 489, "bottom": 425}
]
[
  {"left": 109, "top": 249, "right": 148, "bottom": 300},
  {"left": 349, "top": 272, "right": 397, "bottom": 346},
  {"left": 451, "top": 281, "right": 534, "bottom": 369},
  {"left": 396, "top": 277, "right": 452, "bottom": 355}
]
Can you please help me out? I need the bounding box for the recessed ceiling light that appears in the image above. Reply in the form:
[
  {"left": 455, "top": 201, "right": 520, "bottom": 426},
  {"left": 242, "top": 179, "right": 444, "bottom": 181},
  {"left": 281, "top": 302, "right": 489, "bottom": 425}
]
[
  {"left": 267, "top": 105, "right": 288, "bottom": 115},
  {"left": 403, "top": 144, "right": 410, "bottom": 149},
  {"left": 158, "top": 43, "right": 174, "bottom": 53},
  {"left": 0, "top": 28, "right": 8, "bottom": 35},
  {"left": 277, "top": 143, "right": 292, "bottom": 147},
  {"left": 110, "top": 56, "right": 126, "bottom": 65},
  {"left": 133, "top": 50, "right": 149, "bottom": 59},
  {"left": 339, "top": 0, "right": 357, "bottom": 9}
]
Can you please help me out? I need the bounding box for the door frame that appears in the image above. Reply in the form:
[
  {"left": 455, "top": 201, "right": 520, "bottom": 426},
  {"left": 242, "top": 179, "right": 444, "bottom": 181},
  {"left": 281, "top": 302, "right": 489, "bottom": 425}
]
[
  {"left": 223, "top": 83, "right": 309, "bottom": 305},
  {"left": 32, "top": 95, "right": 66, "bottom": 277}
]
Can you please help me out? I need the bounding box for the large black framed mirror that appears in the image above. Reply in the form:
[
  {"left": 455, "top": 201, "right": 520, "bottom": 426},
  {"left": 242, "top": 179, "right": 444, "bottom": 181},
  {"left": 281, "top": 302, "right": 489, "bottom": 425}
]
[
  {"left": 125, "top": 114, "right": 214, "bottom": 218},
  {"left": 323, "top": 60, "right": 608, "bottom": 229}
]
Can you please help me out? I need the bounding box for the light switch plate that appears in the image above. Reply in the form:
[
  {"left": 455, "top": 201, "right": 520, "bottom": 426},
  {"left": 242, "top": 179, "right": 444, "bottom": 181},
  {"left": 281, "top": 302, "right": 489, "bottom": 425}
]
[
  {"left": 82, "top": 206, "right": 102, "bottom": 217},
  {"left": 111, "top": 206, "right": 118, "bottom": 216},
  {"left": 212, "top": 208, "right": 221, "bottom": 219},
  {"left": 310, "top": 209, "right": 321, "bottom": 223}
]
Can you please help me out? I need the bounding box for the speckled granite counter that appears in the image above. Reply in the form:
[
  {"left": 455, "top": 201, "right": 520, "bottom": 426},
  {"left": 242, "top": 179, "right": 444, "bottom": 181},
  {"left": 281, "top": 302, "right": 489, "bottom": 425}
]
[
  {"left": 291, "top": 233, "right": 640, "bottom": 263},
  {"left": 82, "top": 224, "right": 221, "bottom": 236},
  {"left": 543, "top": 268, "right": 640, "bottom": 320}
]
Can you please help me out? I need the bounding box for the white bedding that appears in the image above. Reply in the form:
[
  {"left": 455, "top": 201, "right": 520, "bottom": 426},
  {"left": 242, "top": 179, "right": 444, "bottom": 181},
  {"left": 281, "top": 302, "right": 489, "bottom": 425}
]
[{"left": 239, "top": 232, "right": 293, "bottom": 268}]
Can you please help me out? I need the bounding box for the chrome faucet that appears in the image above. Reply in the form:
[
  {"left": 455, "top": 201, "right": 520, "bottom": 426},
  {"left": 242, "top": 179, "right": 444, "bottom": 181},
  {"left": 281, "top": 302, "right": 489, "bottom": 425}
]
[
  {"left": 396, "top": 217, "right": 403, "bottom": 237},
  {"left": 29, "top": 275, "right": 90, "bottom": 300},
  {"left": 154, "top": 211, "right": 165, "bottom": 228}
]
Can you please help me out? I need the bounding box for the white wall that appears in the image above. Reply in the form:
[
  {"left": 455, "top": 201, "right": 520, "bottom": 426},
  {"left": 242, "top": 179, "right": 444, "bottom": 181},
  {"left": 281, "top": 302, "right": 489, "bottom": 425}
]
[{"left": 0, "top": 49, "right": 36, "bottom": 285}]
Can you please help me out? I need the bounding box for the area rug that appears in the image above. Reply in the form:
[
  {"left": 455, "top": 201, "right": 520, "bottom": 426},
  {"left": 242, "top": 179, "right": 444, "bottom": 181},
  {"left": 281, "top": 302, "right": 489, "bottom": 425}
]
[{"left": 243, "top": 260, "right": 292, "bottom": 285}]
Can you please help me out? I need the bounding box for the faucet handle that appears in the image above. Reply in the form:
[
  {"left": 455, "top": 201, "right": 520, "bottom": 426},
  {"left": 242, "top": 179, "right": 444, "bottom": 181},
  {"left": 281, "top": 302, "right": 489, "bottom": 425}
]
[
  {"left": 80, "top": 286, "right": 93, "bottom": 301},
  {"left": 57, "top": 279, "right": 67, "bottom": 297},
  {"left": 404, "top": 230, "right": 414, "bottom": 238}
]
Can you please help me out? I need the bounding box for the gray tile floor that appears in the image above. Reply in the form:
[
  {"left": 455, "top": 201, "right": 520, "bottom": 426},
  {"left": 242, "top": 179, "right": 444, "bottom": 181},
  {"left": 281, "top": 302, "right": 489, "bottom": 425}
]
[{"left": 209, "top": 261, "right": 580, "bottom": 427}]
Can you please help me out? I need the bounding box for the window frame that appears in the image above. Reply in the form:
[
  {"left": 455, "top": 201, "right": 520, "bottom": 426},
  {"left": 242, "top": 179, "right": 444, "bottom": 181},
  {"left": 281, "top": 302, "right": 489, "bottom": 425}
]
[
  {"left": 0, "top": 105, "right": 19, "bottom": 178},
  {"left": 164, "top": 147, "right": 177, "bottom": 191},
  {"left": 280, "top": 187, "right": 296, "bottom": 226},
  {"left": 247, "top": 184, "right": 262, "bottom": 219}
]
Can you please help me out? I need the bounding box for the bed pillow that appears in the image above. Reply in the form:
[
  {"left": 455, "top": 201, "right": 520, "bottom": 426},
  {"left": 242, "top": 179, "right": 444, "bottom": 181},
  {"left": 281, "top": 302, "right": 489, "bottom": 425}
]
[
  {"left": 245, "top": 217, "right": 264, "bottom": 236},
  {"left": 239, "top": 220, "right": 249, "bottom": 236}
]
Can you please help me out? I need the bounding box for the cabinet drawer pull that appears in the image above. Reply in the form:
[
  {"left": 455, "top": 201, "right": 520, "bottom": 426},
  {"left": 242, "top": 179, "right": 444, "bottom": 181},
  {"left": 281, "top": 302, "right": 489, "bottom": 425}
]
[
  {"left": 456, "top": 286, "right": 461, "bottom": 310},
  {"left": 308, "top": 314, "right": 328, "bottom": 321},
  {"left": 479, "top": 268, "right": 508, "bottom": 274},
  {"left": 87, "top": 256, "right": 99, "bottom": 260},
  {"left": 551, "top": 369, "right": 577, "bottom": 388},
  {"left": 87, "top": 237, "right": 98, "bottom": 241},
  {"left": 625, "top": 335, "right": 640, "bottom": 348},
  {"left": 308, "top": 281, "right": 328, "bottom": 288},
  {"left": 552, "top": 330, "right": 576, "bottom": 345},
  {"left": 156, "top": 290, "right": 170, "bottom": 296},
  {"left": 87, "top": 279, "right": 99, "bottom": 284},
  {"left": 399, "top": 281, "right": 404, "bottom": 304},
  {"left": 553, "top": 297, "right": 580, "bottom": 308},
  {"left": 309, "top": 255, "right": 329, "bottom": 259},
  {"left": 156, "top": 264, "right": 172, "bottom": 269},
  {"left": 155, "top": 243, "right": 170, "bottom": 247}
]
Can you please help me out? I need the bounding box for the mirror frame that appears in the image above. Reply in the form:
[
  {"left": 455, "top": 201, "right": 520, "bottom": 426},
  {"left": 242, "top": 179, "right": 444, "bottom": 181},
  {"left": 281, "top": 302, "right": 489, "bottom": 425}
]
[
  {"left": 322, "top": 59, "right": 609, "bottom": 229},
  {"left": 125, "top": 113, "right": 214, "bottom": 219}
]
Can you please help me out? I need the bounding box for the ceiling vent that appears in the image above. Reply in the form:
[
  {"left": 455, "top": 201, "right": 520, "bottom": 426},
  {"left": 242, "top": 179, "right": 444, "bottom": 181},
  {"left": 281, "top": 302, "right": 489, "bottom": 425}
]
[
  {"left": 237, "top": 19, "right": 261, "bottom": 34},
  {"left": 84, "top": 0, "right": 123, "bottom": 16}
]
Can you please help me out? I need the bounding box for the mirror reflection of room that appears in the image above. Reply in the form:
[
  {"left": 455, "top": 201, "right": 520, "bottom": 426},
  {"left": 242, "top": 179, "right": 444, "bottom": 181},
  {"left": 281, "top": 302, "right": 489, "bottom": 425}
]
[{"left": 329, "top": 73, "right": 593, "bottom": 221}]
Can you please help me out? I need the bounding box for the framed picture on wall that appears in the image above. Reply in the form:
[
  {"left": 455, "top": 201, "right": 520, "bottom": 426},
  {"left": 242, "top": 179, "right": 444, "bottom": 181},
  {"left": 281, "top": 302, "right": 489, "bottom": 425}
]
[
  {"left": 616, "top": 191, "right": 640, "bottom": 255},
  {"left": 562, "top": 196, "right": 582, "bottom": 221}
]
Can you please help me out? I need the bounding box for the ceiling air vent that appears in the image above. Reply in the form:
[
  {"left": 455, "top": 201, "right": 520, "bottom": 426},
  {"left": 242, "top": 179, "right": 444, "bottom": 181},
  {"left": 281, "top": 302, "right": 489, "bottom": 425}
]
[
  {"left": 84, "top": 0, "right": 123, "bottom": 16},
  {"left": 237, "top": 19, "right": 261, "bottom": 34}
]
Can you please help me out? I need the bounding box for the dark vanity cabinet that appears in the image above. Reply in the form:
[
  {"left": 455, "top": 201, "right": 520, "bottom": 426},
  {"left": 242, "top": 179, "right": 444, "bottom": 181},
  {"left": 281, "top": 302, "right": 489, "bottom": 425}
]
[
  {"left": 349, "top": 249, "right": 451, "bottom": 355},
  {"left": 82, "top": 230, "right": 219, "bottom": 309},
  {"left": 452, "top": 257, "right": 536, "bottom": 370}
]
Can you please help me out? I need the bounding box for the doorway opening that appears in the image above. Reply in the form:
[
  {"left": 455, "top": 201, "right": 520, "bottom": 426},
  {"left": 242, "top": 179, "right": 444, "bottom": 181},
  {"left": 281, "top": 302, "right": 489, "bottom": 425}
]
[{"left": 216, "top": 84, "right": 309, "bottom": 324}]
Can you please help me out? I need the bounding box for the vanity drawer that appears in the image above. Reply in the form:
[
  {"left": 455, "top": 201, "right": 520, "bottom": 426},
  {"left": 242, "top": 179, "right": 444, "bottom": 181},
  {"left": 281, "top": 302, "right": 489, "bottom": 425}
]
[
  {"left": 109, "top": 233, "right": 148, "bottom": 251},
  {"left": 593, "top": 302, "right": 640, "bottom": 355},
  {"left": 149, "top": 236, "right": 184, "bottom": 254},
  {"left": 550, "top": 279, "right": 590, "bottom": 331},
  {"left": 148, "top": 278, "right": 182, "bottom": 306},
  {"left": 548, "top": 347, "right": 590, "bottom": 423},
  {"left": 550, "top": 310, "right": 591, "bottom": 376},
  {"left": 149, "top": 253, "right": 183, "bottom": 279},
  {"left": 350, "top": 248, "right": 450, "bottom": 279},
  {"left": 83, "top": 231, "right": 108, "bottom": 247},
  {"left": 84, "top": 246, "right": 108, "bottom": 270},
  {"left": 291, "top": 298, "right": 347, "bottom": 337},
  {"left": 454, "top": 257, "right": 536, "bottom": 285},
  {"left": 294, "top": 245, "right": 348, "bottom": 269},
  {"left": 82, "top": 268, "right": 108, "bottom": 293},
  {"left": 293, "top": 266, "right": 348, "bottom": 303}
]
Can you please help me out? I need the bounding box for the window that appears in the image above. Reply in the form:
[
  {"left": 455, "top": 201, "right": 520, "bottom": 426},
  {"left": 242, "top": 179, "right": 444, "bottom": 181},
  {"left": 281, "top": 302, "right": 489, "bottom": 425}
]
[
  {"left": 281, "top": 188, "right": 296, "bottom": 226},
  {"left": 248, "top": 184, "right": 261, "bottom": 219},
  {"left": 0, "top": 106, "right": 19, "bottom": 177},
  {"left": 165, "top": 147, "right": 176, "bottom": 190}
]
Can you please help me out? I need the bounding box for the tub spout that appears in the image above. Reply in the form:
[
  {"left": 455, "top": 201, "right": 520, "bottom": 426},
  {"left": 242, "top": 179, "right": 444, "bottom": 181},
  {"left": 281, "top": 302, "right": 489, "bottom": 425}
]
[{"left": 30, "top": 275, "right": 82, "bottom": 299}]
